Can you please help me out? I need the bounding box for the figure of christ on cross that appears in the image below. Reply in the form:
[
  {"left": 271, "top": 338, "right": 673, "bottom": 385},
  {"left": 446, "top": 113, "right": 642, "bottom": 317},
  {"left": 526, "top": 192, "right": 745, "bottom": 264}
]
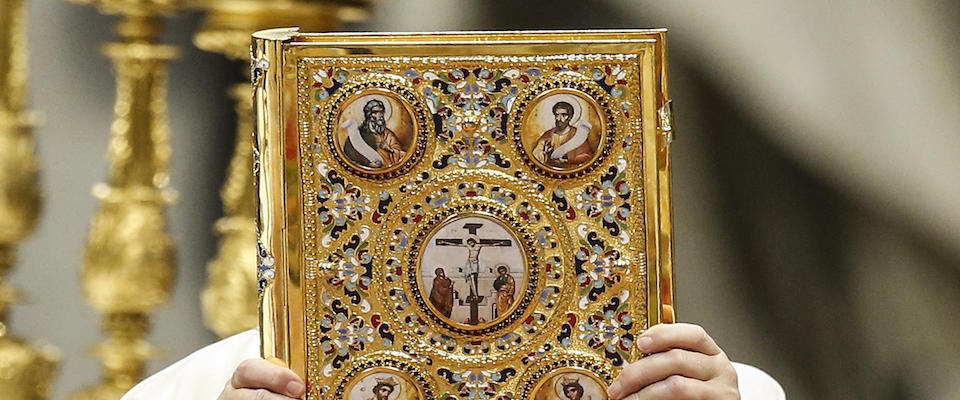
[{"left": 433, "top": 222, "right": 513, "bottom": 325}]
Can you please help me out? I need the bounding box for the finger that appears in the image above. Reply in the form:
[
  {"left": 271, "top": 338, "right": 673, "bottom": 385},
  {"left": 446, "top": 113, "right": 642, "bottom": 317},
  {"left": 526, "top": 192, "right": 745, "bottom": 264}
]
[
  {"left": 230, "top": 358, "right": 305, "bottom": 398},
  {"left": 224, "top": 388, "right": 299, "bottom": 400},
  {"left": 624, "top": 375, "right": 714, "bottom": 400},
  {"left": 637, "top": 323, "right": 722, "bottom": 356},
  {"left": 607, "top": 349, "right": 717, "bottom": 399}
]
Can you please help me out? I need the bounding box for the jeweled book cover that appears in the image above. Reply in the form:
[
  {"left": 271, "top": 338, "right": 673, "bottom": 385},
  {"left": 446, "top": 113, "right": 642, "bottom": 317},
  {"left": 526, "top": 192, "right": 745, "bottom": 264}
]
[{"left": 253, "top": 29, "right": 676, "bottom": 400}]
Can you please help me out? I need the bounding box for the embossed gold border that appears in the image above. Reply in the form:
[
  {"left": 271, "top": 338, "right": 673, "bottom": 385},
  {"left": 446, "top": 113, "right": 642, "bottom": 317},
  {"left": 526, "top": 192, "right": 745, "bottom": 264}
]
[{"left": 518, "top": 352, "right": 615, "bottom": 399}]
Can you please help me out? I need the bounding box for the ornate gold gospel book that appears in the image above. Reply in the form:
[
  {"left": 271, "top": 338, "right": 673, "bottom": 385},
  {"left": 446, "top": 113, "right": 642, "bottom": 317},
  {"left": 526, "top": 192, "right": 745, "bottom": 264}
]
[{"left": 253, "top": 29, "right": 676, "bottom": 400}]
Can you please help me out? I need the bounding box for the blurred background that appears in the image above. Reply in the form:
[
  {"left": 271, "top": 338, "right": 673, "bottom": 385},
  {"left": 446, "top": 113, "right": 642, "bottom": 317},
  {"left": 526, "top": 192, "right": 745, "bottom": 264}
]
[{"left": 4, "top": 0, "right": 958, "bottom": 399}]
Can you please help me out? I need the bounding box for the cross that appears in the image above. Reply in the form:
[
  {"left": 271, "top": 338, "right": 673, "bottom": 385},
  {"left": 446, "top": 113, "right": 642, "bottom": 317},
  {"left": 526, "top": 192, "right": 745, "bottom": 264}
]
[{"left": 434, "top": 222, "right": 513, "bottom": 325}]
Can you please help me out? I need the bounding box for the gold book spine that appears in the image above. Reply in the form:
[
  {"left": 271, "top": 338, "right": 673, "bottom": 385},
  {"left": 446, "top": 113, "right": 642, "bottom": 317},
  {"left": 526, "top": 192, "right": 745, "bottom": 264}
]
[{"left": 253, "top": 28, "right": 296, "bottom": 374}]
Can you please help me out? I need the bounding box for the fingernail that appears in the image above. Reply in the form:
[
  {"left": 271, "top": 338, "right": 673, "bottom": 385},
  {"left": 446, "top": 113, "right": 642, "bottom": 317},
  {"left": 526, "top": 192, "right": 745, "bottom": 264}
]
[
  {"left": 287, "top": 380, "right": 305, "bottom": 397},
  {"left": 607, "top": 380, "right": 622, "bottom": 399},
  {"left": 637, "top": 336, "right": 653, "bottom": 352}
]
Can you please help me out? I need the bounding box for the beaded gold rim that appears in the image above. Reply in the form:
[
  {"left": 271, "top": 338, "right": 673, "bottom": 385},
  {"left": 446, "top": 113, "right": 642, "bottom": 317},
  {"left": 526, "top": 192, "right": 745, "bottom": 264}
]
[
  {"left": 333, "top": 357, "right": 436, "bottom": 400},
  {"left": 519, "top": 356, "right": 614, "bottom": 399},
  {"left": 511, "top": 77, "right": 617, "bottom": 180}
]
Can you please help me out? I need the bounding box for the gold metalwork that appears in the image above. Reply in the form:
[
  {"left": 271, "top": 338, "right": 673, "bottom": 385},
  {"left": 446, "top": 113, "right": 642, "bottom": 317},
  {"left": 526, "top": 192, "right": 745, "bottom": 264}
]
[
  {"left": 194, "top": 0, "right": 369, "bottom": 61},
  {"left": 254, "top": 30, "right": 675, "bottom": 399},
  {"left": 658, "top": 100, "right": 674, "bottom": 145},
  {"left": 0, "top": 0, "right": 61, "bottom": 398},
  {"left": 68, "top": 1, "right": 181, "bottom": 398},
  {"left": 193, "top": 0, "right": 370, "bottom": 338}
]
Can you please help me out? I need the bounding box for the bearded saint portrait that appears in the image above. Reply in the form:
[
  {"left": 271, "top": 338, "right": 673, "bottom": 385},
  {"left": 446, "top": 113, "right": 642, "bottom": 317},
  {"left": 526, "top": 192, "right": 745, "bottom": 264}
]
[
  {"left": 531, "top": 100, "right": 596, "bottom": 169},
  {"left": 492, "top": 264, "right": 515, "bottom": 317},
  {"left": 365, "top": 378, "right": 397, "bottom": 400},
  {"left": 341, "top": 98, "right": 408, "bottom": 169}
]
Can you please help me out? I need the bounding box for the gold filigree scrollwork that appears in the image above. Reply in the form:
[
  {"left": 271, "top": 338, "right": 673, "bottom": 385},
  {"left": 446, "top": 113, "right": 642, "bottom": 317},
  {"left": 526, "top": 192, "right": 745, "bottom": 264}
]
[
  {"left": 0, "top": 0, "right": 61, "bottom": 398},
  {"left": 297, "top": 58, "right": 646, "bottom": 398},
  {"left": 255, "top": 35, "right": 665, "bottom": 397},
  {"left": 194, "top": 0, "right": 371, "bottom": 338},
  {"left": 68, "top": 1, "right": 181, "bottom": 398}
]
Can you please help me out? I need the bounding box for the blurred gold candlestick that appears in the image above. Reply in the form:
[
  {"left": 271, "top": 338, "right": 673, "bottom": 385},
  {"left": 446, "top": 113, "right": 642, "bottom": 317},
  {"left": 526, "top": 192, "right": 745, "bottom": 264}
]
[
  {"left": 0, "top": 0, "right": 61, "bottom": 398},
  {"left": 193, "top": 0, "right": 369, "bottom": 338},
  {"left": 68, "top": 1, "right": 182, "bottom": 398}
]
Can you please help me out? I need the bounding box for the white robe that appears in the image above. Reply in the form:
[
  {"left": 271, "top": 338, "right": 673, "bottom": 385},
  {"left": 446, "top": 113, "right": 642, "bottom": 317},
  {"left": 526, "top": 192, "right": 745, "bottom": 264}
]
[{"left": 121, "top": 329, "right": 785, "bottom": 399}]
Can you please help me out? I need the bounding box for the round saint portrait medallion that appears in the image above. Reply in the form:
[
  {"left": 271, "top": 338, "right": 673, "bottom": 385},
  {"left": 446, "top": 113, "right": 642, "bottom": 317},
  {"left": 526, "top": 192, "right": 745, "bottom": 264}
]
[
  {"left": 519, "top": 88, "right": 604, "bottom": 174},
  {"left": 345, "top": 369, "right": 424, "bottom": 400},
  {"left": 333, "top": 88, "right": 419, "bottom": 174},
  {"left": 417, "top": 214, "right": 528, "bottom": 331},
  {"left": 531, "top": 369, "right": 609, "bottom": 400}
]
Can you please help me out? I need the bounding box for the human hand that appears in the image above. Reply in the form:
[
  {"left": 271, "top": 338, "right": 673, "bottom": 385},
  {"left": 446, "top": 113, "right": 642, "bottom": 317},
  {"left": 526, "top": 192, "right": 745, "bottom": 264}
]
[
  {"left": 607, "top": 323, "right": 740, "bottom": 399},
  {"left": 543, "top": 141, "right": 554, "bottom": 157},
  {"left": 218, "top": 358, "right": 306, "bottom": 400}
]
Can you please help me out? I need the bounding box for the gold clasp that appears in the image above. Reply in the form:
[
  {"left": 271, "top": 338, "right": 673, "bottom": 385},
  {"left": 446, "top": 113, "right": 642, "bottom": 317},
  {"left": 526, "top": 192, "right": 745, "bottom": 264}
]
[{"left": 658, "top": 100, "right": 675, "bottom": 144}]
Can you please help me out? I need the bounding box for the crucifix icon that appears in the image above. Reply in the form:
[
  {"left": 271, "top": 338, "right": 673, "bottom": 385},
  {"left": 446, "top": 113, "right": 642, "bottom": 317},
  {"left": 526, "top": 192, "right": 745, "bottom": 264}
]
[{"left": 434, "top": 222, "right": 513, "bottom": 325}]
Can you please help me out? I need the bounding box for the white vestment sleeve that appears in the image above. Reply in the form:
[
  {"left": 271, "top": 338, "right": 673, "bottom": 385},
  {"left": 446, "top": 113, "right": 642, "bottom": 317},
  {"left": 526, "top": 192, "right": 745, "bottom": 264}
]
[
  {"left": 735, "top": 362, "right": 787, "bottom": 400},
  {"left": 121, "top": 329, "right": 786, "bottom": 399},
  {"left": 121, "top": 329, "right": 260, "bottom": 400}
]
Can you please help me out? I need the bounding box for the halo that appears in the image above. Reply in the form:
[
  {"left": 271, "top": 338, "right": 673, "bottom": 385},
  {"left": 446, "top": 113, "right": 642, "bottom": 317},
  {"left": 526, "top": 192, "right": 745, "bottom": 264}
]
[
  {"left": 545, "top": 93, "right": 583, "bottom": 123},
  {"left": 554, "top": 376, "right": 565, "bottom": 398},
  {"left": 353, "top": 93, "right": 393, "bottom": 122},
  {"left": 390, "top": 377, "right": 402, "bottom": 400}
]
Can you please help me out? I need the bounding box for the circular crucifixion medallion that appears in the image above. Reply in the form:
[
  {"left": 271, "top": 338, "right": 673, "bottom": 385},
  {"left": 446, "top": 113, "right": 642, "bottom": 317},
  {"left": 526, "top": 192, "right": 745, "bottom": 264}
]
[{"left": 417, "top": 214, "right": 528, "bottom": 331}]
